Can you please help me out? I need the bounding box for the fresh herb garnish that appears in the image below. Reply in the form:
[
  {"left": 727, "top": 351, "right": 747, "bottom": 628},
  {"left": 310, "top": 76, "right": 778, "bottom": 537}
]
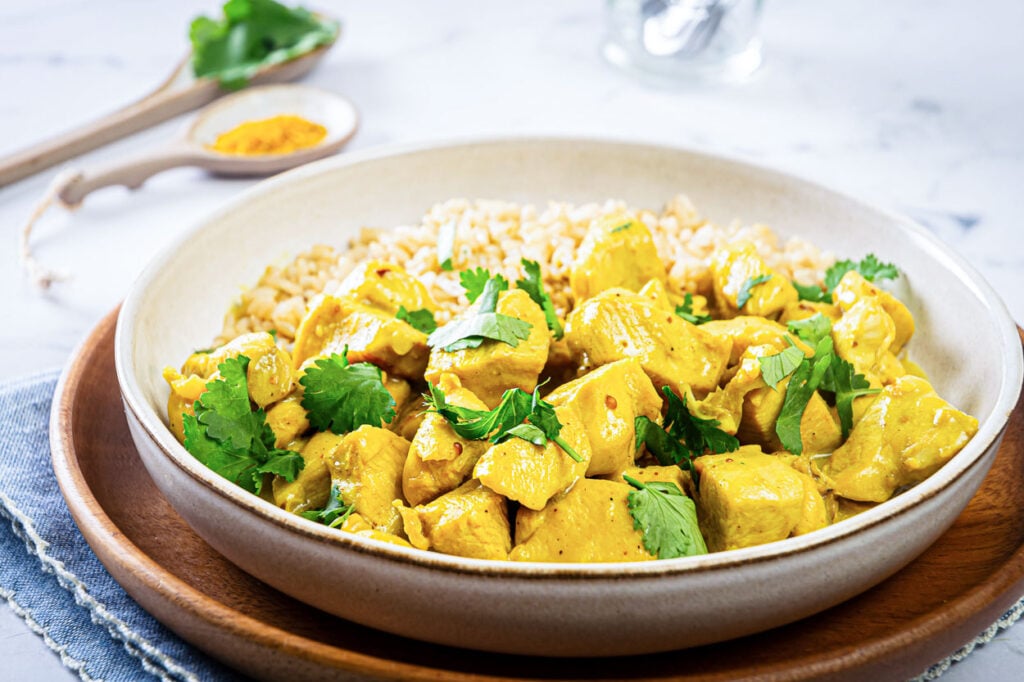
[
  {"left": 460, "top": 267, "right": 507, "bottom": 304},
  {"left": 624, "top": 475, "right": 708, "bottom": 559},
  {"left": 438, "top": 220, "right": 457, "bottom": 271},
  {"left": 516, "top": 259, "right": 564, "bottom": 339},
  {"left": 737, "top": 274, "right": 772, "bottom": 309},
  {"left": 426, "top": 383, "right": 582, "bottom": 461},
  {"left": 299, "top": 349, "right": 396, "bottom": 434},
  {"left": 829, "top": 355, "right": 879, "bottom": 439},
  {"left": 427, "top": 276, "right": 531, "bottom": 352},
  {"left": 635, "top": 386, "right": 739, "bottom": 471},
  {"left": 674, "top": 293, "right": 712, "bottom": 325},
  {"left": 795, "top": 253, "right": 899, "bottom": 303},
  {"left": 182, "top": 355, "right": 303, "bottom": 495},
  {"left": 758, "top": 341, "right": 805, "bottom": 389},
  {"left": 775, "top": 337, "right": 835, "bottom": 454},
  {"left": 610, "top": 221, "right": 633, "bottom": 233},
  {"left": 298, "top": 481, "right": 354, "bottom": 528},
  {"left": 786, "top": 313, "right": 832, "bottom": 346},
  {"left": 190, "top": 0, "right": 339, "bottom": 90},
  {"left": 396, "top": 306, "right": 437, "bottom": 334}
]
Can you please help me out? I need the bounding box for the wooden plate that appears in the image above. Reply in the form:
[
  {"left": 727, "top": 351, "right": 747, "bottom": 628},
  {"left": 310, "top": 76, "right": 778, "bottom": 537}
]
[{"left": 51, "top": 309, "right": 1024, "bottom": 681}]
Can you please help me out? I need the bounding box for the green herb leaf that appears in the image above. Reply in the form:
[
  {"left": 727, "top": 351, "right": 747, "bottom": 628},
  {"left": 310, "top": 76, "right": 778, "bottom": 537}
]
[
  {"left": 635, "top": 387, "right": 739, "bottom": 473},
  {"left": 737, "top": 274, "right": 772, "bottom": 309},
  {"left": 793, "top": 280, "right": 831, "bottom": 303},
  {"left": 830, "top": 355, "right": 880, "bottom": 438},
  {"left": 299, "top": 350, "right": 396, "bottom": 434},
  {"left": 182, "top": 355, "right": 303, "bottom": 495},
  {"left": 190, "top": 0, "right": 339, "bottom": 90},
  {"left": 395, "top": 306, "right": 437, "bottom": 334},
  {"left": 438, "top": 220, "right": 457, "bottom": 271},
  {"left": 824, "top": 254, "right": 899, "bottom": 292},
  {"left": 610, "top": 221, "right": 633, "bottom": 233},
  {"left": 674, "top": 293, "right": 712, "bottom": 325},
  {"left": 775, "top": 337, "right": 834, "bottom": 454},
  {"left": 758, "top": 342, "right": 806, "bottom": 389},
  {"left": 460, "top": 267, "right": 507, "bottom": 304},
  {"left": 516, "top": 259, "right": 564, "bottom": 339},
  {"left": 624, "top": 475, "right": 708, "bottom": 559},
  {"left": 634, "top": 416, "right": 689, "bottom": 466},
  {"left": 426, "top": 383, "right": 581, "bottom": 461},
  {"left": 787, "top": 313, "right": 833, "bottom": 347},
  {"left": 298, "top": 481, "right": 354, "bottom": 528},
  {"left": 428, "top": 277, "right": 531, "bottom": 352}
]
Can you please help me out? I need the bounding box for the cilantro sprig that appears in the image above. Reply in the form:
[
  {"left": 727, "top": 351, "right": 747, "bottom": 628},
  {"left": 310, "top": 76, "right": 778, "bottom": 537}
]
[
  {"left": 426, "top": 383, "right": 582, "bottom": 461},
  {"left": 182, "top": 355, "right": 303, "bottom": 495},
  {"left": 794, "top": 253, "right": 899, "bottom": 303},
  {"left": 624, "top": 475, "right": 708, "bottom": 559},
  {"left": 460, "top": 267, "right": 508, "bottom": 303},
  {"left": 299, "top": 349, "right": 396, "bottom": 434},
  {"left": 634, "top": 386, "right": 739, "bottom": 473},
  {"left": 396, "top": 306, "right": 437, "bottom": 334},
  {"left": 298, "top": 481, "right": 354, "bottom": 528},
  {"left": 758, "top": 341, "right": 805, "bottom": 389},
  {"left": 516, "top": 259, "right": 564, "bottom": 339},
  {"left": 674, "top": 293, "right": 712, "bottom": 325},
  {"left": 190, "top": 0, "right": 339, "bottom": 90},
  {"left": 427, "top": 275, "right": 531, "bottom": 352},
  {"left": 737, "top": 274, "right": 772, "bottom": 309}
]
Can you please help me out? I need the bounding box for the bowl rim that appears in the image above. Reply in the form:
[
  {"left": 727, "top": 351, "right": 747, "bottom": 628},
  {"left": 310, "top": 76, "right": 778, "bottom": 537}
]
[{"left": 114, "top": 134, "right": 1024, "bottom": 579}]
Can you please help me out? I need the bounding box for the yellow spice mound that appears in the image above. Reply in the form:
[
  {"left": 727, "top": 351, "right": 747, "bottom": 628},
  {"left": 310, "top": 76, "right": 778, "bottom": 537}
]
[{"left": 210, "top": 114, "right": 327, "bottom": 156}]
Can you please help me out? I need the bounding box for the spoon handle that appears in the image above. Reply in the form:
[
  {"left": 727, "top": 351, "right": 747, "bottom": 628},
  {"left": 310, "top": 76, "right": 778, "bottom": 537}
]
[{"left": 55, "top": 148, "right": 209, "bottom": 207}]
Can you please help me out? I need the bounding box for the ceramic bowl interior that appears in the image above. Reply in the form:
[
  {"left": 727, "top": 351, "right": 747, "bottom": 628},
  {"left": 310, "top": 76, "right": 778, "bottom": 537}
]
[{"left": 115, "top": 138, "right": 1023, "bottom": 656}]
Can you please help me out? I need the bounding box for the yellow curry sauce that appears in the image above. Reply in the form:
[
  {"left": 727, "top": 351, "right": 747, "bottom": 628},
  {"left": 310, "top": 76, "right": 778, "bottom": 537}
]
[{"left": 164, "top": 211, "right": 978, "bottom": 562}]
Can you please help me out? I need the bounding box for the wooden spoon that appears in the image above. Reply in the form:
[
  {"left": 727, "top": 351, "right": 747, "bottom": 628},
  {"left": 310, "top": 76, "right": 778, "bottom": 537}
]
[
  {"left": 53, "top": 84, "right": 359, "bottom": 206},
  {"left": 0, "top": 39, "right": 336, "bottom": 188}
]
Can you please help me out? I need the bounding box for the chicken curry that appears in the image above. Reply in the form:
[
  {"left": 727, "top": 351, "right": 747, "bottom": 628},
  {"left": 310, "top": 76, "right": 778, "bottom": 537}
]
[{"left": 164, "top": 212, "right": 978, "bottom": 562}]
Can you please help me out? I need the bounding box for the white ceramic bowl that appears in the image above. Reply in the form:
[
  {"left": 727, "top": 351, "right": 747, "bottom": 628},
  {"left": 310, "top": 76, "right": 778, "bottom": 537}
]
[{"left": 115, "top": 138, "right": 1023, "bottom": 657}]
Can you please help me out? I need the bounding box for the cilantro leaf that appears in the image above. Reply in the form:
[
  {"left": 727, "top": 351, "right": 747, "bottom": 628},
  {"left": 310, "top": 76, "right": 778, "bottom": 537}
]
[
  {"left": 610, "top": 221, "right": 633, "bottom": 233},
  {"left": 190, "top": 0, "right": 339, "bottom": 90},
  {"left": 787, "top": 313, "right": 833, "bottom": 347},
  {"left": 183, "top": 355, "right": 303, "bottom": 495},
  {"left": 396, "top": 306, "right": 437, "bottom": 334},
  {"left": 824, "top": 254, "right": 899, "bottom": 292},
  {"left": 428, "top": 277, "right": 531, "bottom": 352},
  {"left": 737, "top": 274, "right": 772, "bottom": 309},
  {"left": 516, "top": 259, "right": 564, "bottom": 339},
  {"left": 634, "top": 416, "right": 689, "bottom": 466},
  {"left": 299, "top": 351, "right": 396, "bottom": 434},
  {"left": 426, "top": 383, "right": 581, "bottom": 461},
  {"left": 460, "top": 267, "right": 507, "bottom": 303},
  {"left": 635, "top": 387, "right": 739, "bottom": 475},
  {"left": 830, "top": 355, "right": 880, "bottom": 438},
  {"left": 437, "top": 220, "right": 457, "bottom": 271},
  {"left": 674, "top": 293, "right": 712, "bottom": 325},
  {"left": 758, "top": 342, "right": 805, "bottom": 389},
  {"left": 775, "top": 337, "right": 834, "bottom": 454},
  {"left": 298, "top": 481, "right": 354, "bottom": 528},
  {"left": 793, "top": 279, "right": 831, "bottom": 303},
  {"left": 624, "top": 475, "right": 708, "bottom": 559}
]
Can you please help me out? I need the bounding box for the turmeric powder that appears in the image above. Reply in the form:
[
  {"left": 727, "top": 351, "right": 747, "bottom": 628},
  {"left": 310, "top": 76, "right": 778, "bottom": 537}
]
[{"left": 209, "top": 115, "right": 327, "bottom": 155}]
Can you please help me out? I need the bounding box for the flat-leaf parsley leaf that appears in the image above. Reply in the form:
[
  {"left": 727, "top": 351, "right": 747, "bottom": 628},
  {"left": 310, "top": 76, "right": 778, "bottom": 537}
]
[
  {"left": 427, "top": 276, "right": 531, "bottom": 352},
  {"left": 299, "top": 349, "right": 396, "bottom": 434},
  {"left": 516, "top": 259, "right": 564, "bottom": 339},
  {"left": 395, "top": 306, "right": 437, "bottom": 334},
  {"left": 737, "top": 274, "right": 772, "bottom": 309},
  {"left": 624, "top": 475, "right": 707, "bottom": 559},
  {"left": 674, "top": 293, "right": 712, "bottom": 325}
]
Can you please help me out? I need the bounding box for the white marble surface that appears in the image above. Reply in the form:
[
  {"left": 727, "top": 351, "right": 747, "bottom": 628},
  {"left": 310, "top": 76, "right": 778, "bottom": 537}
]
[{"left": 1, "top": 0, "right": 1022, "bottom": 679}]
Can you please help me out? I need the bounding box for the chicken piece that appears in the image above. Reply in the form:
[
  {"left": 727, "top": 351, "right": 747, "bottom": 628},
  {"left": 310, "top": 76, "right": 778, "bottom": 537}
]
[
  {"left": 832, "top": 270, "right": 914, "bottom": 353},
  {"left": 738, "top": 378, "right": 842, "bottom": 455},
  {"left": 334, "top": 259, "right": 438, "bottom": 316},
  {"left": 831, "top": 297, "right": 905, "bottom": 387},
  {"left": 825, "top": 376, "right": 979, "bottom": 503},
  {"left": 693, "top": 346, "right": 771, "bottom": 435},
  {"left": 324, "top": 425, "right": 410, "bottom": 535},
  {"left": 545, "top": 359, "right": 663, "bottom": 476},
  {"left": 341, "top": 512, "right": 413, "bottom": 548},
  {"left": 474, "top": 405, "right": 591, "bottom": 511},
  {"left": 695, "top": 447, "right": 828, "bottom": 552},
  {"left": 511, "top": 479, "right": 653, "bottom": 562},
  {"left": 424, "top": 289, "right": 549, "bottom": 408},
  {"left": 292, "top": 295, "right": 428, "bottom": 380},
  {"left": 265, "top": 395, "right": 310, "bottom": 448},
  {"left": 639, "top": 279, "right": 711, "bottom": 322},
  {"left": 569, "top": 212, "right": 667, "bottom": 303},
  {"left": 403, "top": 374, "right": 491, "bottom": 506},
  {"left": 701, "top": 316, "right": 807, "bottom": 365},
  {"left": 395, "top": 480, "right": 511, "bottom": 560},
  {"left": 272, "top": 431, "right": 332, "bottom": 513},
  {"left": 710, "top": 242, "right": 798, "bottom": 320},
  {"left": 779, "top": 300, "right": 841, "bottom": 325},
  {"left": 163, "top": 389, "right": 196, "bottom": 443},
  {"left": 174, "top": 331, "right": 294, "bottom": 408},
  {"left": 565, "top": 288, "right": 732, "bottom": 399}
]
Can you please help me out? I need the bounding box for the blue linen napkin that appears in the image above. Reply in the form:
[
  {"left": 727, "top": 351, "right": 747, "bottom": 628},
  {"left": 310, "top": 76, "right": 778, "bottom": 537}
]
[
  {"left": 0, "top": 370, "right": 1021, "bottom": 681},
  {"left": 0, "top": 371, "right": 239, "bottom": 682}
]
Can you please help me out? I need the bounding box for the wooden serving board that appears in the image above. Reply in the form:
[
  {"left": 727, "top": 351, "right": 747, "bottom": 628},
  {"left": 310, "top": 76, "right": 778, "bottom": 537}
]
[{"left": 51, "top": 309, "right": 1024, "bottom": 681}]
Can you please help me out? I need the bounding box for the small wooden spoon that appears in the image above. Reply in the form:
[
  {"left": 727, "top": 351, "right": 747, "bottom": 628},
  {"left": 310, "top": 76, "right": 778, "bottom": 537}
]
[
  {"left": 0, "top": 38, "right": 336, "bottom": 188},
  {"left": 53, "top": 84, "right": 359, "bottom": 206}
]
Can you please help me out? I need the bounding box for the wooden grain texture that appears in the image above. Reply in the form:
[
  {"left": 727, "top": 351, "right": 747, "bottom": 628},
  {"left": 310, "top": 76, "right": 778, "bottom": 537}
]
[{"left": 52, "top": 309, "right": 1024, "bottom": 682}]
